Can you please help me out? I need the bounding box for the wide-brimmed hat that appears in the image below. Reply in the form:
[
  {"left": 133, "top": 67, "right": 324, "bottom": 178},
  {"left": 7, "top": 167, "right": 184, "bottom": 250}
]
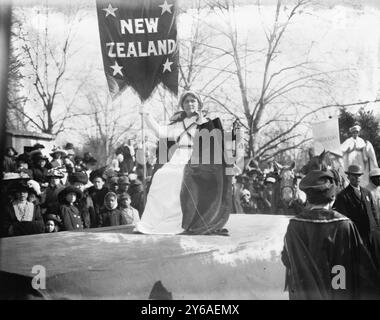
[
  {"left": 50, "top": 147, "right": 67, "bottom": 157},
  {"left": 32, "top": 143, "right": 45, "bottom": 150},
  {"left": 2, "top": 172, "right": 31, "bottom": 181},
  {"left": 369, "top": 168, "right": 380, "bottom": 177},
  {"left": 345, "top": 164, "right": 363, "bottom": 176},
  {"left": 46, "top": 168, "right": 65, "bottom": 179},
  {"left": 89, "top": 167, "right": 107, "bottom": 182},
  {"left": 5, "top": 146, "right": 18, "bottom": 155},
  {"left": 68, "top": 172, "right": 89, "bottom": 185},
  {"left": 58, "top": 186, "right": 83, "bottom": 203},
  {"left": 44, "top": 214, "right": 62, "bottom": 224}
]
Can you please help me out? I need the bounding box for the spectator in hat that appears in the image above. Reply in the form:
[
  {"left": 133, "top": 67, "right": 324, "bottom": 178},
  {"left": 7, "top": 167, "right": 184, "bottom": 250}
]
[
  {"left": 341, "top": 123, "right": 378, "bottom": 187},
  {"left": 74, "top": 155, "right": 86, "bottom": 172},
  {"left": 49, "top": 147, "right": 67, "bottom": 169},
  {"left": 1, "top": 180, "right": 45, "bottom": 237},
  {"left": 334, "top": 164, "right": 379, "bottom": 247},
  {"left": 44, "top": 214, "right": 61, "bottom": 233},
  {"left": 98, "top": 192, "right": 127, "bottom": 227},
  {"left": 30, "top": 152, "right": 49, "bottom": 187},
  {"left": 68, "top": 172, "right": 94, "bottom": 228},
  {"left": 240, "top": 189, "right": 253, "bottom": 214},
  {"left": 108, "top": 176, "right": 119, "bottom": 193},
  {"left": 262, "top": 176, "right": 276, "bottom": 214},
  {"left": 282, "top": 169, "right": 380, "bottom": 299},
  {"left": 58, "top": 186, "right": 84, "bottom": 231},
  {"left": 88, "top": 169, "right": 109, "bottom": 227},
  {"left": 40, "top": 169, "right": 65, "bottom": 216},
  {"left": 117, "top": 175, "right": 130, "bottom": 195},
  {"left": 367, "top": 168, "right": 380, "bottom": 225},
  {"left": 31, "top": 143, "right": 45, "bottom": 151},
  {"left": 15, "top": 154, "right": 33, "bottom": 178},
  {"left": 119, "top": 192, "right": 140, "bottom": 225},
  {"left": 232, "top": 174, "right": 247, "bottom": 213},
  {"left": 127, "top": 173, "right": 145, "bottom": 217},
  {"left": 3, "top": 146, "right": 18, "bottom": 173}
]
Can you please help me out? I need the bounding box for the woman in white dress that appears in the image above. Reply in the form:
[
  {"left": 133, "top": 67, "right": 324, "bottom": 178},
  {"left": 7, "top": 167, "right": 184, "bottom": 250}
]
[
  {"left": 135, "top": 91, "right": 231, "bottom": 235},
  {"left": 341, "top": 123, "right": 378, "bottom": 187}
]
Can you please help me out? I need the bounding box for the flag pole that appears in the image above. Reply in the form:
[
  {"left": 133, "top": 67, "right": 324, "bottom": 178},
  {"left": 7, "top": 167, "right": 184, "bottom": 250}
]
[{"left": 141, "top": 103, "right": 147, "bottom": 203}]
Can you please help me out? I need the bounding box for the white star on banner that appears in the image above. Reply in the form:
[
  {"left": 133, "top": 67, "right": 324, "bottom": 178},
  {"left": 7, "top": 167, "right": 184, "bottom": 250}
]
[
  {"left": 110, "top": 61, "right": 123, "bottom": 76},
  {"left": 162, "top": 58, "right": 173, "bottom": 73},
  {"left": 102, "top": 4, "right": 118, "bottom": 17},
  {"left": 158, "top": 0, "right": 173, "bottom": 15}
]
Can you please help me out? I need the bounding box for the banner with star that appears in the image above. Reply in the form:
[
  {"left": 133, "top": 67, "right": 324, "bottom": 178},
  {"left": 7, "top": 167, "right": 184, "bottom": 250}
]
[{"left": 96, "top": 0, "right": 178, "bottom": 101}]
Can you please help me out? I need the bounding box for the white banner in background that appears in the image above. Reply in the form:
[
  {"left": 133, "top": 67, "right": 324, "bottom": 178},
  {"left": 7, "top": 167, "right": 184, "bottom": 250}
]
[{"left": 312, "top": 118, "right": 342, "bottom": 156}]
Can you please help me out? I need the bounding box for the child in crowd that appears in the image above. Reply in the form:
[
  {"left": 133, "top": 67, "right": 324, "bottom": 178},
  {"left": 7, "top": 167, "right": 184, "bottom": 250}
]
[
  {"left": 98, "top": 192, "right": 127, "bottom": 227},
  {"left": 58, "top": 186, "right": 83, "bottom": 231},
  {"left": 118, "top": 192, "right": 140, "bottom": 225},
  {"left": 44, "top": 214, "right": 61, "bottom": 233}
]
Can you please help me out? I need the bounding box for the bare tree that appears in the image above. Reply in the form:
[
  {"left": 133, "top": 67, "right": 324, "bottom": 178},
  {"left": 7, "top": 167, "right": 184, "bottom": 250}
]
[
  {"left": 198, "top": 0, "right": 356, "bottom": 161},
  {"left": 81, "top": 88, "right": 135, "bottom": 166},
  {"left": 14, "top": 4, "right": 87, "bottom": 135}
]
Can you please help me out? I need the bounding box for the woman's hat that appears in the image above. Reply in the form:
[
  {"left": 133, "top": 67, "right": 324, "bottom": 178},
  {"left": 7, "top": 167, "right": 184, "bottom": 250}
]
[
  {"left": 46, "top": 168, "right": 65, "bottom": 179},
  {"left": 178, "top": 90, "right": 203, "bottom": 111},
  {"left": 349, "top": 123, "right": 361, "bottom": 133},
  {"left": 2, "top": 172, "right": 31, "bottom": 181},
  {"left": 68, "top": 172, "right": 89, "bottom": 185},
  {"left": 44, "top": 214, "right": 62, "bottom": 224},
  {"left": 64, "top": 143, "right": 74, "bottom": 150},
  {"left": 5, "top": 146, "right": 18, "bottom": 155},
  {"left": 89, "top": 167, "right": 107, "bottom": 182},
  {"left": 265, "top": 177, "right": 276, "bottom": 184},
  {"left": 50, "top": 147, "right": 67, "bottom": 157},
  {"left": 345, "top": 164, "right": 363, "bottom": 176},
  {"left": 58, "top": 186, "right": 83, "bottom": 202},
  {"left": 32, "top": 143, "right": 45, "bottom": 150}
]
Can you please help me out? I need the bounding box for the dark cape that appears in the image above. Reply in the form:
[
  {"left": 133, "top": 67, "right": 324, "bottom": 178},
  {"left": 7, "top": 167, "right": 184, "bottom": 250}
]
[
  {"left": 281, "top": 208, "right": 380, "bottom": 300},
  {"left": 181, "top": 118, "right": 231, "bottom": 234}
]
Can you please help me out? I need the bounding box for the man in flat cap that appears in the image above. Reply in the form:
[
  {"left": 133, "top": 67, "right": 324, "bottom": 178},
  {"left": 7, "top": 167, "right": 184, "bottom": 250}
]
[
  {"left": 341, "top": 123, "right": 378, "bottom": 187},
  {"left": 282, "top": 170, "right": 380, "bottom": 299}
]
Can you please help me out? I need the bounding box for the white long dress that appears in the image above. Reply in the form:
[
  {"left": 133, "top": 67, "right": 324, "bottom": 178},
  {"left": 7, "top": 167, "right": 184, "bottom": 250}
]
[
  {"left": 341, "top": 136, "right": 378, "bottom": 187},
  {"left": 135, "top": 115, "right": 198, "bottom": 235}
]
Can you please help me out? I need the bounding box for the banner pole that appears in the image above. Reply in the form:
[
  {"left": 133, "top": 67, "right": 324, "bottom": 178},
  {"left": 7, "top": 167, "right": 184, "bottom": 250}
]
[{"left": 141, "top": 103, "right": 147, "bottom": 202}]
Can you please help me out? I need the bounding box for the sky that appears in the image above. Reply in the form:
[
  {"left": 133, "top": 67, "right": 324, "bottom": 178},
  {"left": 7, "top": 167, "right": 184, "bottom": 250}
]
[{"left": 6, "top": 0, "right": 380, "bottom": 147}]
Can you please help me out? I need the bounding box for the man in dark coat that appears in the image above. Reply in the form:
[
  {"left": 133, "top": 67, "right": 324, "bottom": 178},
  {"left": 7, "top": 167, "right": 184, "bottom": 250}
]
[
  {"left": 334, "top": 164, "right": 379, "bottom": 247},
  {"left": 282, "top": 170, "right": 380, "bottom": 300}
]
